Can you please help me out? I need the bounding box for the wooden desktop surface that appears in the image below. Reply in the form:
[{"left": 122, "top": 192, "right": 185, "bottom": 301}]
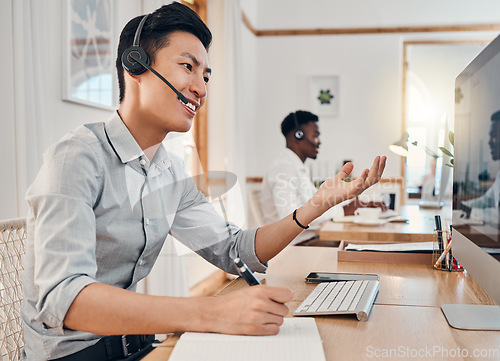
[
  {"left": 143, "top": 246, "right": 499, "bottom": 361},
  {"left": 320, "top": 204, "right": 452, "bottom": 242}
]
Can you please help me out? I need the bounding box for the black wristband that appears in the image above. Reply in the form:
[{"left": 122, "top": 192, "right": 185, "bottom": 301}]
[{"left": 293, "top": 209, "right": 309, "bottom": 229}]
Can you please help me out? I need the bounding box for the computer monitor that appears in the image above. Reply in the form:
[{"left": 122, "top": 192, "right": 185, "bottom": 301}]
[{"left": 442, "top": 34, "right": 500, "bottom": 330}]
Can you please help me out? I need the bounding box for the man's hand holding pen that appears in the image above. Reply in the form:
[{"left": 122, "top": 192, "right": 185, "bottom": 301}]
[
  {"left": 211, "top": 285, "right": 292, "bottom": 335},
  {"left": 199, "top": 258, "right": 292, "bottom": 336}
]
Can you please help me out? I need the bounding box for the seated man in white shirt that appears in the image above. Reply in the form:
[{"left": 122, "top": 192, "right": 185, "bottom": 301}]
[{"left": 260, "top": 110, "right": 385, "bottom": 245}]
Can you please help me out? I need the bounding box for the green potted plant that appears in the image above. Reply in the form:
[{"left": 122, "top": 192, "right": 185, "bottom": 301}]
[{"left": 439, "top": 131, "right": 454, "bottom": 167}]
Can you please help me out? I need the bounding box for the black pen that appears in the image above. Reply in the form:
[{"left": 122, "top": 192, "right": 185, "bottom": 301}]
[
  {"left": 448, "top": 225, "right": 453, "bottom": 272},
  {"left": 435, "top": 215, "right": 446, "bottom": 268},
  {"left": 234, "top": 257, "right": 261, "bottom": 286}
]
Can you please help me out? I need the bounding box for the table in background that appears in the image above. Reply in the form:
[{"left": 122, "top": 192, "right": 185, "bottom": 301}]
[
  {"left": 144, "top": 246, "right": 499, "bottom": 361},
  {"left": 319, "top": 204, "right": 452, "bottom": 242}
]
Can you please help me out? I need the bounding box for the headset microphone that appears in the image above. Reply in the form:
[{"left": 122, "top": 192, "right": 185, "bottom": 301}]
[
  {"left": 304, "top": 136, "right": 319, "bottom": 148},
  {"left": 121, "top": 14, "right": 189, "bottom": 105}
]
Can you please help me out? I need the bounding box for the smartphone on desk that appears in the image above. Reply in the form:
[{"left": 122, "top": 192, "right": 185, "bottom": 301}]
[{"left": 305, "top": 272, "right": 379, "bottom": 283}]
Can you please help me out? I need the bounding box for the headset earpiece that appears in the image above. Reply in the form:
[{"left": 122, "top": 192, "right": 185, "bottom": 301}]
[
  {"left": 292, "top": 112, "right": 304, "bottom": 140},
  {"left": 119, "top": 13, "right": 188, "bottom": 104},
  {"left": 121, "top": 14, "right": 150, "bottom": 75},
  {"left": 122, "top": 46, "right": 149, "bottom": 75}
]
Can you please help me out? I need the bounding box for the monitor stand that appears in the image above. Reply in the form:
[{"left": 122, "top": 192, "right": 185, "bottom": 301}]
[
  {"left": 419, "top": 200, "right": 444, "bottom": 209},
  {"left": 441, "top": 304, "right": 500, "bottom": 330}
]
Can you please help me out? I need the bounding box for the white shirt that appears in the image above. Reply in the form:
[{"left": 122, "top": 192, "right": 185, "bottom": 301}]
[{"left": 260, "top": 148, "right": 344, "bottom": 244}]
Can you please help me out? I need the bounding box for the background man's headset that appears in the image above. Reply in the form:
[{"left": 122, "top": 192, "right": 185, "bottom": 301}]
[
  {"left": 121, "top": 14, "right": 189, "bottom": 104},
  {"left": 292, "top": 111, "right": 304, "bottom": 140},
  {"left": 292, "top": 111, "right": 319, "bottom": 148}
]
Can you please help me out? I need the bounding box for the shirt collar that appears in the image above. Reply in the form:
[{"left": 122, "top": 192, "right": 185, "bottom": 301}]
[
  {"left": 105, "top": 111, "right": 172, "bottom": 172},
  {"left": 105, "top": 111, "right": 144, "bottom": 164},
  {"left": 283, "top": 147, "right": 306, "bottom": 168},
  {"left": 152, "top": 143, "right": 172, "bottom": 172}
]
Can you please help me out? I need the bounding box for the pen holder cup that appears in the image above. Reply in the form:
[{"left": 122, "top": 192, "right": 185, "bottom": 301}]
[{"left": 432, "top": 230, "right": 463, "bottom": 272}]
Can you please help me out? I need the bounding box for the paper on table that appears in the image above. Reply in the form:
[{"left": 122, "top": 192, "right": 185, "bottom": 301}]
[
  {"left": 333, "top": 210, "right": 401, "bottom": 223},
  {"left": 168, "top": 318, "right": 326, "bottom": 361},
  {"left": 345, "top": 241, "right": 434, "bottom": 253}
]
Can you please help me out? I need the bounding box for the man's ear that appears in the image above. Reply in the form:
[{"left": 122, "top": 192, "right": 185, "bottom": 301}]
[{"left": 125, "top": 72, "right": 141, "bottom": 85}]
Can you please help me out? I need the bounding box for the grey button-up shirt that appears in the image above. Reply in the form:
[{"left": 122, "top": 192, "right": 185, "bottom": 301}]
[{"left": 21, "top": 112, "right": 265, "bottom": 360}]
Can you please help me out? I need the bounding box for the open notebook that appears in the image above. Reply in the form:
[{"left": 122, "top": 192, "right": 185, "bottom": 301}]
[{"left": 168, "top": 318, "right": 326, "bottom": 361}]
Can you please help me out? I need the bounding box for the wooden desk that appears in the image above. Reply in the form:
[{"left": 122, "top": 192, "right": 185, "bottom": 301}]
[
  {"left": 320, "top": 204, "right": 452, "bottom": 242},
  {"left": 144, "top": 246, "right": 499, "bottom": 361}
]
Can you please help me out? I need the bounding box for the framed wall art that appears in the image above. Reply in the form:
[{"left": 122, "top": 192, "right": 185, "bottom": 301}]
[
  {"left": 62, "top": 0, "right": 116, "bottom": 109},
  {"left": 309, "top": 75, "right": 339, "bottom": 117}
]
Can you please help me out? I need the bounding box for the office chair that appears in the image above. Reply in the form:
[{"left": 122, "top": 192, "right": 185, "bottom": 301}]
[{"left": 0, "top": 218, "right": 27, "bottom": 361}]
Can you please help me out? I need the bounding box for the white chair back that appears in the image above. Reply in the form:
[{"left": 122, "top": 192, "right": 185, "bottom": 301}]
[{"left": 0, "top": 218, "right": 27, "bottom": 361}]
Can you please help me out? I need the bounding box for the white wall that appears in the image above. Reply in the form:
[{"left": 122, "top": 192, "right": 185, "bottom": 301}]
[
  {"left": 240, "top": 2, "right": 259, "bottom": 177},
  {"left": 206, "top": 0, "right": 226, "bottom": 170},
  {"left": 238, "top": 0, "right": 500, "bottom": 179},
  {"left": 252, "top": 34, "right": 403, "bottom": 178},
  {"left": 206, "top": 0, "right": 258, "bottom": 177},
  {"left": 252, "top": 0, "right": 500, "bottom": 29}
]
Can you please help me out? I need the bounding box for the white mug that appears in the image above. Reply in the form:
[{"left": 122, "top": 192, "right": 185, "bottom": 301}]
[{"left": 354, "top": 208, "right": 382, "bottom": 220}]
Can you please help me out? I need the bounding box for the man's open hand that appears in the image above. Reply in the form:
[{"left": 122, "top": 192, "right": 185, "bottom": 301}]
[{"left": 312, "top": 156, "right": 387, "bottom": 211}]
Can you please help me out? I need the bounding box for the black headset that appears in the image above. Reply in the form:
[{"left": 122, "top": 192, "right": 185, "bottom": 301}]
[
  {"left": 121, "top": 14, "right": 150, "bottom": 75},
  {"left": 120, "top": 14, "right": 188, "bottom": 104},
  {"left": 292, "top": 112, "right": 304, "bottom": 140}
]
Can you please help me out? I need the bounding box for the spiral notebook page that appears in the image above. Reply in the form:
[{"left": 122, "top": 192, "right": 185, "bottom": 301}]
[{"left": 168, "top": 318, "right": 326, "bottom": 361}]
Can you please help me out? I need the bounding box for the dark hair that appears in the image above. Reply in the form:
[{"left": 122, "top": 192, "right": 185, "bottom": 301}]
[
  {"left": 116, "top": 2, "right": 212, "bottom": 102},
  {"left": 491, "top": 110, "right": 500, "bottom": 122},
  {"left": 281, "top": 110, "right": 319, "bottom": 137}
]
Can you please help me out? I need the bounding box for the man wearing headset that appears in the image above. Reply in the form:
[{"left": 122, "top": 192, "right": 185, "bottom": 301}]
[
  {"left": 260, "top": 111, "right": 387, "bottom": 246},
  {"left": 22, "top": 3, "right": 386, "bottom": 360}
]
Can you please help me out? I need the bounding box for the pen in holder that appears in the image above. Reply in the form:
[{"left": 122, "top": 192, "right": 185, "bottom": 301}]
[{"left": 432, "top": 229, "right": 463, "bottom": 272}]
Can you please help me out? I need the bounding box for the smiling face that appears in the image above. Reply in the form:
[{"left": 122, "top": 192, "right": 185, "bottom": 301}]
[
  {"left": 142, "top": 31, "right": 210, "bottom": 132},
  {"left": 121, "top": 31, "right": 211, "bottom": 145}
]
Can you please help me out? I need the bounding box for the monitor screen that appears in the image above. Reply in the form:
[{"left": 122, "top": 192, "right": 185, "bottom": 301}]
[{"left": 447, "top": 34, "right": 500, "bottom": 329}]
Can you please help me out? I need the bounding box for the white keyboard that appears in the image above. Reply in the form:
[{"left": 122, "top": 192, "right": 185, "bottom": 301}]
[{"left": 293, "top": 280, "right": 379, "bottom": 321}]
